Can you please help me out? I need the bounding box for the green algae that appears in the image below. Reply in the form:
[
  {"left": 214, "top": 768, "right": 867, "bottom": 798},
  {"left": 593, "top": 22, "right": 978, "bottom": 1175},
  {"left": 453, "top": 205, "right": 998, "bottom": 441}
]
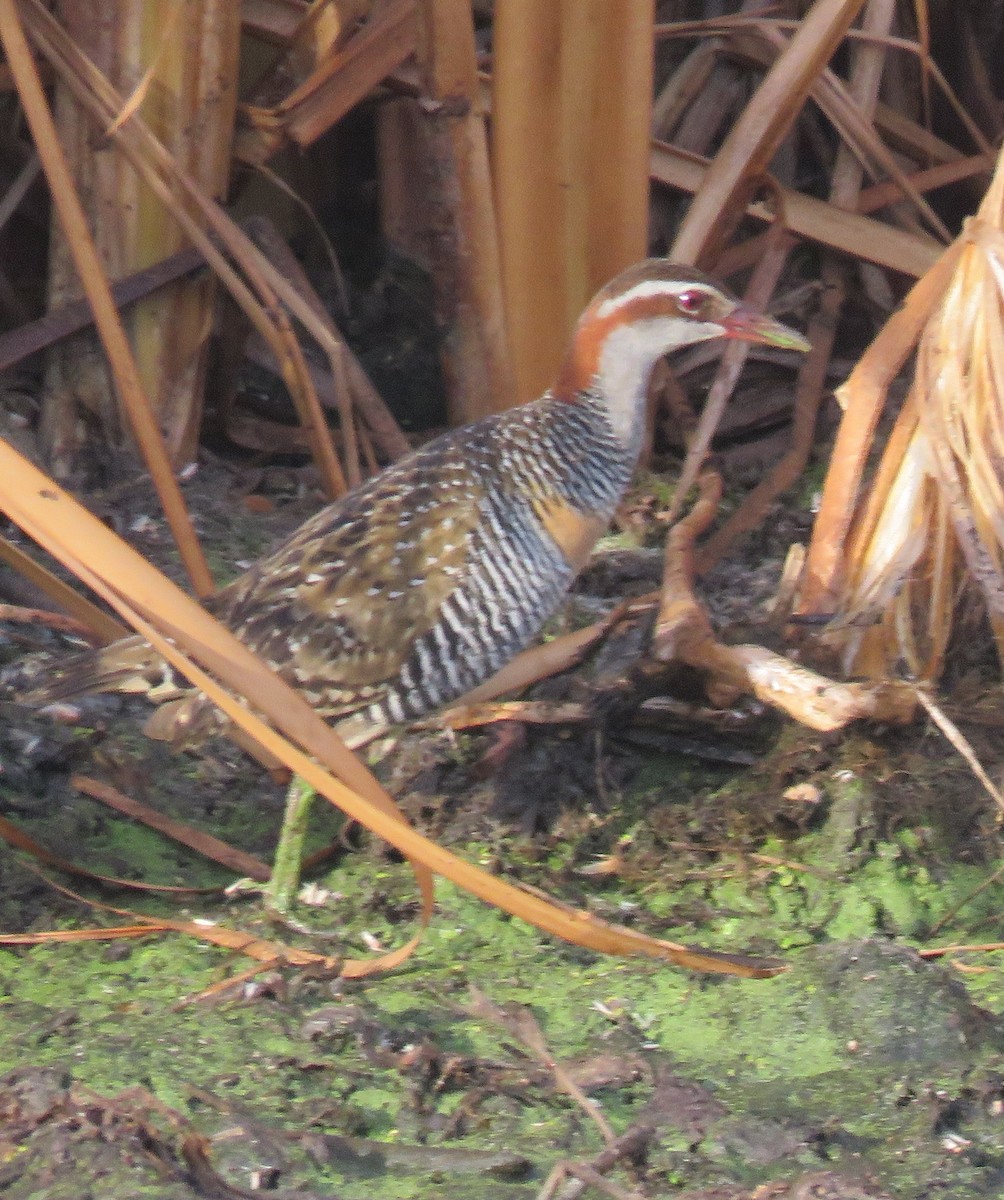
[{"left": 4, "top": 726, "right": 1004, "bottom": 1198}]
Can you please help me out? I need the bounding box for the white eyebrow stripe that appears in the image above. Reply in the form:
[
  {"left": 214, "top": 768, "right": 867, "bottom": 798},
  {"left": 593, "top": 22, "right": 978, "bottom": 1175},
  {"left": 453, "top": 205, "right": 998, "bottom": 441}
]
[{"left": 595, "top": 279, "right": 713, "bottom": 318}]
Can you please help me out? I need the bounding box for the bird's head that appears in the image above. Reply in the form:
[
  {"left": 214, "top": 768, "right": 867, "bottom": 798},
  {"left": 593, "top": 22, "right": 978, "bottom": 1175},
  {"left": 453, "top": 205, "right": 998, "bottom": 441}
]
[{"left": 554, "top": 260, "right": 810, "bottom": 449}]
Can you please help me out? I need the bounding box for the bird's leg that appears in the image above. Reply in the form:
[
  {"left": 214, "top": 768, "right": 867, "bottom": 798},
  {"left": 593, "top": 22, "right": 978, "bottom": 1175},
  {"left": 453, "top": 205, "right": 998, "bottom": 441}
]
[
  {"left": 226, "top": 773, "right": 316, "bottom": 919},
  {"left": 233, "top": 725, "right": 392, "bottom": 919},
  {"left": 263, "top": 773, "right": 316, "bottom": 915}
]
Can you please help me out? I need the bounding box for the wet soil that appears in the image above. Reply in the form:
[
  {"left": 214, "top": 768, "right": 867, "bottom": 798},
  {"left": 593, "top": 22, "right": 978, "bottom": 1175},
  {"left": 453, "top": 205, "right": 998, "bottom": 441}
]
[{"left": 2, "top": 456, "right": 1004, "bottom": 1200}]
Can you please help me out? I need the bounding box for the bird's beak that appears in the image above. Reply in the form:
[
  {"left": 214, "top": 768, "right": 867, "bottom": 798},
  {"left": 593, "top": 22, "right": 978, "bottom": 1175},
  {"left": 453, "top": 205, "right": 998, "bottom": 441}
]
[{"left": 721, "top": 305, "right": 811, "bottom": 352}]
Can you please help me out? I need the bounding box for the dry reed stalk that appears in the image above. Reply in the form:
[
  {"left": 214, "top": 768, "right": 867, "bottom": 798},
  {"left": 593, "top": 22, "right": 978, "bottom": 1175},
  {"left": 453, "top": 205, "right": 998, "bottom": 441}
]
[
  {"left": 493, "top": 0, "right": 653, "bottom": 405},
  {"left": 670, "top": 0, "right": 867, "bottom": 266},
  {"left": 41, "top": 0, "right": 241, "bottom": 471},
  {"left": 567, "top": 1, "right": 654, "bottom": 303},
  {"left": 406, "top": 0, "right": 513, "bottom": 423},
  {"left": 650, "top": 141, "right": 940, "bottom": 277},
  {"left": 857, "top": 154, "right": 996, "bottom": 215},
  {"left": 491, "top": 0, "right": 563, "bottom": 407},
  {"left": 654, "top": 1, "right": 763, "bottom": 159},
  {"left": 237, "top": 0, "right": 417, "bottom": 164},
  {"left": 651, "top": 39, "right": 718, "bottom": 141},
  {"left": 243, "top": 0, "right": 368, "bottom": 111},
  {"left": 0, "top": 0, "right": 215, "bottom": 595},
  {"left": 22, "top": 0, "right": 348, "bottom": 500}
]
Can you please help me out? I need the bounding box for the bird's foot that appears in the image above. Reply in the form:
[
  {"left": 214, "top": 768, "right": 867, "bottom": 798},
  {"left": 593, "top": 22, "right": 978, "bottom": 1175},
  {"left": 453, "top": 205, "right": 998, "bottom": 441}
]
[{"left": 225, "top": 873, "right": 343, "bottom": 938}]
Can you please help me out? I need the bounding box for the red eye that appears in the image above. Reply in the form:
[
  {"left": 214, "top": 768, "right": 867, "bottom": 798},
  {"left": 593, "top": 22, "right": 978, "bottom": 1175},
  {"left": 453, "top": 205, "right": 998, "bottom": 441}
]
[{"left": 677, "top": 289, "right": 705, "bottom": 314}]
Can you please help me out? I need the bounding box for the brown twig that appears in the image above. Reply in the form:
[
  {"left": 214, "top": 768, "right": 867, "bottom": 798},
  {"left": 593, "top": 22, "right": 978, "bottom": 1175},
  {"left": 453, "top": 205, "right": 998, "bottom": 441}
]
[
  {"left": 466, "top": 987, "right": 617, "bottom": 1149},
  {"left": 72, "top": 775, "right": 272, "bottom": 881},
  {"left": 919, "top": 937, "right": 1004, "bottom": 959},
  {"left": 537, "top": 1125, "right": 654, "bottom": 1200},
  {"left": 0, "top": 536, "right": 126, "bottom": 642},
  {"left": 655, "top": 475, "right": 915, "bottom": 730},
  {"left": 0, "top": 601, "right": 101, "bottom": 640},
  {"left": 0, "top": 244, "right": 206, "bottom": 372}
]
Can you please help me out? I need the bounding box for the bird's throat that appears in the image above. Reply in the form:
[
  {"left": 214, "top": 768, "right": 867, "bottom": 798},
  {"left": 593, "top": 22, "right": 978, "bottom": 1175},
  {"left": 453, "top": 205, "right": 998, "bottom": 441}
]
[{"left": 589, "top": 316, "right": 723, "bottom": 456}]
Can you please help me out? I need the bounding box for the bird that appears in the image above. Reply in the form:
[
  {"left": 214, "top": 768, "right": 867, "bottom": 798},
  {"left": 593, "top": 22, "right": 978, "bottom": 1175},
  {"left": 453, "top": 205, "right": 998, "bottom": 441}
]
[{"left": 25, "top": 260, "right": 810, "bottom": 911}]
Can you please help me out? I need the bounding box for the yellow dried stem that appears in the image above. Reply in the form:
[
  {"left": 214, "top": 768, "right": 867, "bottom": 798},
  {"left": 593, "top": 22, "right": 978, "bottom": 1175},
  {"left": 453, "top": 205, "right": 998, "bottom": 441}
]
[{"left": 0, "top": 0, "right": 214, "bottom": 596}]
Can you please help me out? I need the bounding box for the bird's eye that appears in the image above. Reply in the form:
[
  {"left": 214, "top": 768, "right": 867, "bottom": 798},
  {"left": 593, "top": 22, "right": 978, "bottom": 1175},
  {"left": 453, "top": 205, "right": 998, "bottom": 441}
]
[{"left": 677, "top": 289, "right": 706, "bottom": 315}]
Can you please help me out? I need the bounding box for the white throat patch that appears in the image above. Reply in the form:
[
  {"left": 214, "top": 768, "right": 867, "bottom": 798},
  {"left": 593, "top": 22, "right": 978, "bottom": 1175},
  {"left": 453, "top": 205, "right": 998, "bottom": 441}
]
[{"left": 596, "top": 317, "right": 724, "bottom": 447}]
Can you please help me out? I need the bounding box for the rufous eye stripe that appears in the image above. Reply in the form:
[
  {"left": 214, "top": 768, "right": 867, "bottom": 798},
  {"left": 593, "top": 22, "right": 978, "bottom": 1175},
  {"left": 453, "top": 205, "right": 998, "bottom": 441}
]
[{"left": 554, "top": 289, "right": 727, "bottom": 398}]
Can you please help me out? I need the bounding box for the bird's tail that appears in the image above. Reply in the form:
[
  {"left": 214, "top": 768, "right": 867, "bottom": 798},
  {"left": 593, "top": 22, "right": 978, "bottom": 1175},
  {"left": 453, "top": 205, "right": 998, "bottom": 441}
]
[
  {"left": 21, "top": 635, "right": 228, "bottom": 748},
  {"left": 19, "top": 634, "right": 174, "bottom": 707}
]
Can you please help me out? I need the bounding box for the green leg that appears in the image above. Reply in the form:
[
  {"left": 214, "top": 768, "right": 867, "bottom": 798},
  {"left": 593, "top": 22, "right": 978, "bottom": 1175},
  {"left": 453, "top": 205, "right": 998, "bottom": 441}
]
[{"left": 262, "top": 773, "right": 316, "bottom": 916}]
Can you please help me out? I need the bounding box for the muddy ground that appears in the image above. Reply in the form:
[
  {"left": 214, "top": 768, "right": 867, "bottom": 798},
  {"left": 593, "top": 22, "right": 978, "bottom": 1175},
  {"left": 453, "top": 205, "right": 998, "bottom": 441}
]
[{"left": 1, "top": 445, "right": 1004, "bottom": 1200}]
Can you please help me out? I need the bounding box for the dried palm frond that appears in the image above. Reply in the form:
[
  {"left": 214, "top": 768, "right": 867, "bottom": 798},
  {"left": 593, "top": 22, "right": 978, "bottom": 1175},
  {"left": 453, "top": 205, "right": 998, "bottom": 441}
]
[{"left": 809, "top": 146, "right": 1004, "bottom": 680}]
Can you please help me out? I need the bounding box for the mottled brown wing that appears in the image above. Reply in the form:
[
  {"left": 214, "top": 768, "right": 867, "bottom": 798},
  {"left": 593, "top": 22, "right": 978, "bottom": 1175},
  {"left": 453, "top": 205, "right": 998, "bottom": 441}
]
[{"left": 212, "top": 443, "right": 485, "bottom": 716}]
